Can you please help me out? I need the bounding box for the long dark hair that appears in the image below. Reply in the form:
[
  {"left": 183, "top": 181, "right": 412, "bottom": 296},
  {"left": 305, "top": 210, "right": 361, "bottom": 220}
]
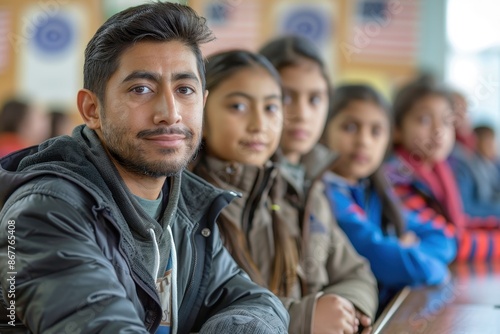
[
  {"left": 259, "top": 35, "right": 331, "bottom": 92},
  {"left": 393, "top": 79, "right": 454, "bottom": 130},
  {"left": 200, "top": 50, "right": 298, "bottom": 296},
  {"left": 326, "top": 84, "right": 406, "bottom": 236}
]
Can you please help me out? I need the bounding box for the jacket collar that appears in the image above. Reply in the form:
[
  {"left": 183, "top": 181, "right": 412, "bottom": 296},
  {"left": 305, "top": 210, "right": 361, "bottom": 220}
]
[
  {"left": 202, "top": 155, "right": 273, "bottom": 196},
  {"left": 301, "top": 144, "right": 339, "bottom": 182},
  {"left": 192, "top": 154, "right": 276, "bottom": 229}
]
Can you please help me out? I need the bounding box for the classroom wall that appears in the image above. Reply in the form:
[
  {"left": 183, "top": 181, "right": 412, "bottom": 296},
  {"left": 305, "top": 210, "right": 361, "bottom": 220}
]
[
  {"left": 0, "top": 0, "right": 484, "bottom": 121},
  {"left": 189, "top": 0, "right": 431, "bottom": 99},
  {"left": 0, "top": 0, "right": 102, "bottom": 117}
]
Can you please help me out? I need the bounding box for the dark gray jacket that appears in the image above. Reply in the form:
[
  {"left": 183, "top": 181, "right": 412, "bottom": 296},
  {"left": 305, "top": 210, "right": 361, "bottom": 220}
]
[{"left": 0, "top": 125, "right": 289, "bottom": 334}]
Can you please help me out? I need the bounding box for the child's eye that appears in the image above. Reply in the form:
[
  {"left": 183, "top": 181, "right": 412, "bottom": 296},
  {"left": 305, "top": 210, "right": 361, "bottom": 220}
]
[
  {"left": 343, "top": 122, "right": 357, "bottom": 133},
  {"left": 418, "top": 115, "right": 432, "bottom": 125},
  {"left": 265, "top": 104, "right": 280, "bottom": 114},
  {"left": 230, "top": 103, "right": 246, "bottom": 112},
  {"left": 310, "top": 95, "right": 322, "bottom": 106},
  {"left": 372, "top": 125, "right": 383, "bottom": 137}
]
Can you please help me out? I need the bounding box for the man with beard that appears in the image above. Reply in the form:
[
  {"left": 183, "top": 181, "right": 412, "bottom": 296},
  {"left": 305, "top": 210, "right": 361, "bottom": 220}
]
[{"left": 0, "top": 3, "right": 289, "bottom": 334}]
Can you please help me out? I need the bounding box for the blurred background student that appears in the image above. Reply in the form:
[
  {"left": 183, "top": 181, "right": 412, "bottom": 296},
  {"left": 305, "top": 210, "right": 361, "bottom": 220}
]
[
  {"left": 323, "top": 84, "right": 456, "bottom": 311},
  {"left": 473, "top": 125, "right": 500, "bottom": 200},
  {"left": 446, "top": 89, "right": 500, "bottom": 220},
  {"left": 386, "top": 80, "right": 500, "bottom": 262},
  {"left": 0, "top": 98, "right": 50, "bottom": 157},
  {"left": 48, "top": 108, "right": 75, "bottom": 138},
  {"left": 260, "top": 35, "right": 378, "bottom": 331}
]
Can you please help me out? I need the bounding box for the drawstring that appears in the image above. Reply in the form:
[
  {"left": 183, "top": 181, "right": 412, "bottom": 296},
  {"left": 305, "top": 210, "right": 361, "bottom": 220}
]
[
  {"left": 167, "top": 225, "right": 178, "bottom": 334},
  {"left": 148, "top": 228, "right": 161, "bottom": 282}
]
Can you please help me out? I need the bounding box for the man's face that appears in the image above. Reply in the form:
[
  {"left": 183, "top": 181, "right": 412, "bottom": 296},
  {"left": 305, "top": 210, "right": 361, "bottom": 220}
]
[{"left": 95, "top": 40, "right": 205, "bottom": 177}]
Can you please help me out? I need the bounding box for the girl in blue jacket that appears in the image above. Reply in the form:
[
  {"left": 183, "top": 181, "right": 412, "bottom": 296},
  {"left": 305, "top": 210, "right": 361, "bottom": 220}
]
[{"left": 322, "top": 84, "right": 457, "bottom": 310}]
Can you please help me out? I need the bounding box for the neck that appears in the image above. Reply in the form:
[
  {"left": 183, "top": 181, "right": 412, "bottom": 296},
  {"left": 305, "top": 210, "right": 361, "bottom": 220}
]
[
  {"left": 332, "top": 169, "right": 358, "bottom": 185},
  {"left": 113, "top": 162, "right": 166, "bottom": 200},
  {"left": 285, "top": 152, "right": 301, "bottom": 164}
]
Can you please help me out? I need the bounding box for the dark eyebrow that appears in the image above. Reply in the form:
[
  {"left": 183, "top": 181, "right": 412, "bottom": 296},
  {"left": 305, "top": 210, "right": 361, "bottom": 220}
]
[
  {"left": 264, "top": 94, "right": 282, "bottom": 100},
  {"left": 343, "top": 114, "right": 388, "bottom": 126},
  {"left": 226, "top": 92, "right": 252, "bottom": 100},
  {"left": 121, "top": 71, "right": 200, "bottom": 85},
  {"left": 122, "top": 71, "right": 161, "bottom": 84},
  {"left": 283, "top": 87, "right": 327, "bottom": 95},
  {"left": 225, "top": 92, "right": 281, "bottom": 100},
  {"left": 172, "top": 71, "right": 200, "bottom": 84}
]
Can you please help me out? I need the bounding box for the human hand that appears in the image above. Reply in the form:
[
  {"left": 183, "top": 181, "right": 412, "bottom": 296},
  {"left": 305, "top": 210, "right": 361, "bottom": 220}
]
[
  {"left": 312, "top": 294, "right": 358, "bottom": 334},
  {"left": 355, "top": 309, "right": 371, "bottom": 328},
  {"left": 355, "top": 310, "right": 372, "bottom": 334}
]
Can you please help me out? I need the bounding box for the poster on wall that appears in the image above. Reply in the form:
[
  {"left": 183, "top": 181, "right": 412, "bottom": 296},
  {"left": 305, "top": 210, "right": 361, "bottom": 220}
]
[
  {"left": 342, "top": 0, "right": 420, "bottom": 65},
  {"left": 101, "top": 0, "right": 183, "bottom": 19},
  {"left": 15, "top": 3, "right": 85, "bottom": 107},
  {"left": 200, "top": 0, "right": 262, "bottom": 56},
  {"left": 0, "top": 9, "right": 11, "bottom": 75},
  {"left": 272, "top": 1, "right": 336, "bottom": 75}
]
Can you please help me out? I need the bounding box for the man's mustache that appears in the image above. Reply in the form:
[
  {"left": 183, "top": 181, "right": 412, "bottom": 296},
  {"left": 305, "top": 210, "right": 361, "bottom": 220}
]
[{"left": 137, "top": 126, "right": 194, "bottom": 139}]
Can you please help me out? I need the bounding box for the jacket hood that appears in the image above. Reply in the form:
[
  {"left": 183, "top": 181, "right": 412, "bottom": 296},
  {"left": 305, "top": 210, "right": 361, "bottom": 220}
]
[
  {"left": 1, "top": 125, "right": 233, "bottom": 223},
  {"left": 0, "top": 133, "right": 109, "bottom": 207}
]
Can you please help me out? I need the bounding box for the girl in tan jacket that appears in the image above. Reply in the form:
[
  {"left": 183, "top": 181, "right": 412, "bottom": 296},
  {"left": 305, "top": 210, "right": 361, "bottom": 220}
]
[{"left": 191, "top": 50, "right": 377, "bottom": 334}]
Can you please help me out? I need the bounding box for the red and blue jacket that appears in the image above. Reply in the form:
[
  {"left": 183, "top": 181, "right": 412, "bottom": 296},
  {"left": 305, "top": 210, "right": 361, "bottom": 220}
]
[
  {"left": 385, "top": 154, "right": 500, "bottom": 262},
  {"left": 323, "top": 172, "right": 456, "bottom": 307}
]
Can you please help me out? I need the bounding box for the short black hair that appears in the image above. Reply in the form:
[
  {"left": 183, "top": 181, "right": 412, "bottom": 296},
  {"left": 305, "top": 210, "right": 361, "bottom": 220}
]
[
  {"left": 474, "top": 124, "right": 495, "bottom": 138},
  {"left": 83, "top": 1, "right": 214, "bottom": 102}
]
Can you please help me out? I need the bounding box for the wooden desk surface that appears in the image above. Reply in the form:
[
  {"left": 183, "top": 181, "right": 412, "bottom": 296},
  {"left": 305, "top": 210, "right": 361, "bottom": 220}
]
[{"left": 373, "top": 262, "right": 500, "bottom": 334}]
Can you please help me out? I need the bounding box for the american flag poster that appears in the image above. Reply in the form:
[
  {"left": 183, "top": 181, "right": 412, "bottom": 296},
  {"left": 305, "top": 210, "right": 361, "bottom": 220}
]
[
  {"left": 0, "top": 8, "right": 11, "bottom": 74},
  {"left": 200, "top": 0, "right": 262, "bottom": 56},
  {"left": 341, "top": 0, "right": 420, "bottom": 65}
]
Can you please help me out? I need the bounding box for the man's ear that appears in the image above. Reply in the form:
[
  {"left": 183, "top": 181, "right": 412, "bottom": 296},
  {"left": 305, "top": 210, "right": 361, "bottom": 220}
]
[
  {"left": 77, "top": 89, "right": 101, "bottom": 130},
  {"left": 202, "top": 90, "right": 209, "bottom": 138},
  {"left": 203, "top": 89, "right": 209, "bottom": 107}
]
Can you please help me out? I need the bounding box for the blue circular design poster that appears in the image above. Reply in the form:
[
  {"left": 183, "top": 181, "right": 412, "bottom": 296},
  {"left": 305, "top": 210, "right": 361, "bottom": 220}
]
[
  {"left": 282, "top": 7, "right": 331, "bottom": 45},
  {"left": 33, "top": 15, "right": 74, "bottom": 54}
]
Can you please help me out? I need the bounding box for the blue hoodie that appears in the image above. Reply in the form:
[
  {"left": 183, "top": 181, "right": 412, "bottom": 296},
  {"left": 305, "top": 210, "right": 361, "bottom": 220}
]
[{"left": 323, "top": 172, "right": 456, "bottom": 306}]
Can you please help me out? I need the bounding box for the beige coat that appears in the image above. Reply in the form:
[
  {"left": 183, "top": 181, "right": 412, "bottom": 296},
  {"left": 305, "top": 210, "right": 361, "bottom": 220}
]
[{"left": 192, "top": 151, "right": 377, "bottom": 334}]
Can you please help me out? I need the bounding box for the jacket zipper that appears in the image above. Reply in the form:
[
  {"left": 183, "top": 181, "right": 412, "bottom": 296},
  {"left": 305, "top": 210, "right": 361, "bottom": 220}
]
[{"left": 101, "top": 209, "right": 160, "bottom": 331}]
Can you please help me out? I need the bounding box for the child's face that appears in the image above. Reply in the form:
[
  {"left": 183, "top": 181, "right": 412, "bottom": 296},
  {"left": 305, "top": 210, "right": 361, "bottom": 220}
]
[
  {"left": 278, "top": 59, "right": 329, "bottom": 163},
  {"left": 477, "top": 132, "right": 496, "bottom": 161},
  {"left": 203, "top": 67, "right": 283, "bottom": 166},
  {"left": 326, "top": 100, "right": 390, "bottom": 183},
  {"left": 395, "top": 94, "right": 455, "bottom": 164}
]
